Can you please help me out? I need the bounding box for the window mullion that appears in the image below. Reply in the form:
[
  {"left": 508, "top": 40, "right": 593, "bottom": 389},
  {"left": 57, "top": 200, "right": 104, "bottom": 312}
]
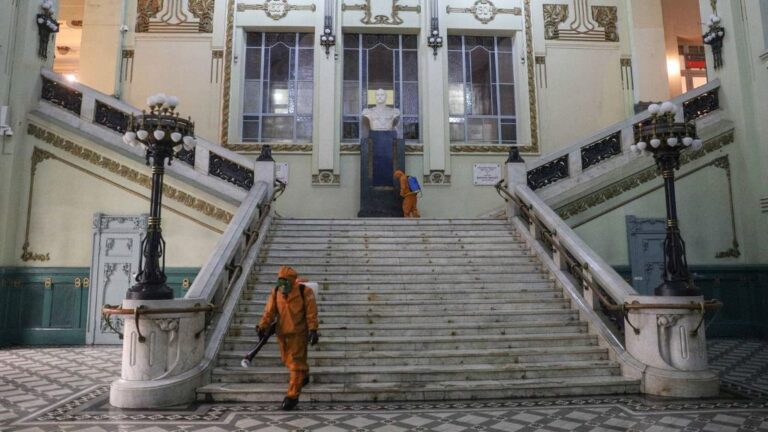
[{"left": 493, "top": 37, "right": 502, "bottom": 145}]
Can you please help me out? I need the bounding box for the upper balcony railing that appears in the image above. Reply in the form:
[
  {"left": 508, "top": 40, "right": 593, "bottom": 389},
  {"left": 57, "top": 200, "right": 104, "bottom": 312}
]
[
  {"left": 37, "top": 69, "right": 257, "bottom": 199},
  {"left": 526, "top": 80, "right": 721, "bottom": 191}
]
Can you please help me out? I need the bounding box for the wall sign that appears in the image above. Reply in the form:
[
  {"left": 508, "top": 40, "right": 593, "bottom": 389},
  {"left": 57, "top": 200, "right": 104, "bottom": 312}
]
[{"left": 473, "top": 163, "right": 501, "bottom": 186}]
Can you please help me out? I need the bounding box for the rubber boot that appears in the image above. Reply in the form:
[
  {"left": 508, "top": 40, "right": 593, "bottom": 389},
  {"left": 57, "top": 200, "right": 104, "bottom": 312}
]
[{"left": 281, "top": 396, "right": 299, "bottom": 411}]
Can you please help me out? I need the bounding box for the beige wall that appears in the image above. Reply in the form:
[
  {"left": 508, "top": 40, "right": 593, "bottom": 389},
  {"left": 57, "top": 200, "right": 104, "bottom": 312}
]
[{"left": 78, "top": 0, "right": 123, "bottom": 95}]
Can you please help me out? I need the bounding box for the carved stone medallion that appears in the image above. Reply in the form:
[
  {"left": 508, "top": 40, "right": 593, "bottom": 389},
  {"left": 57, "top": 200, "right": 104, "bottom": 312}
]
[
  {"left": 237, "top": 0, "right": 317, "bottom": 20},
  {"left": 447, "top": 0, "right": 521, "bottom": 25}
]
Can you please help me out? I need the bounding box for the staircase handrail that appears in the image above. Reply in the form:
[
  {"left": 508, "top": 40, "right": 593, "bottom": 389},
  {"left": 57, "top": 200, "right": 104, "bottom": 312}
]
[
  {"left": 38, "top": 69, "right": 257, "bottom": 194},
  {"left": 526, "top": 79, "right": 721, "bottom": 191},
  {"left": 496, "top": 179, "right": 635, "bottom": 337}
]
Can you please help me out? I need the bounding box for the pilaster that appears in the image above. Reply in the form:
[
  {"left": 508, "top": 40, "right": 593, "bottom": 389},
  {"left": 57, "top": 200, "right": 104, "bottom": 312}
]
[{"left": 420, "top": 0, "right": 449, "bottom": 181}]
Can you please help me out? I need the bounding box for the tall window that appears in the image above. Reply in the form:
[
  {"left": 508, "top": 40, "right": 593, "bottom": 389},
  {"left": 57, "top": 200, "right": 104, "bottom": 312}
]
[
  {"left": 242, "top": 32, "right": 314, "bottom": 143},
  {"left": 342, "top": 34, "right": 420, "bottom": 141},
  {"left": 448, "top": 36, "right": 516, "bottom": 144}
]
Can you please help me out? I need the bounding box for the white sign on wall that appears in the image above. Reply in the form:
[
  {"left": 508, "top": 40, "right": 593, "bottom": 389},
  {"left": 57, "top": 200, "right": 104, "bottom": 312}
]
[
  {"left": 276, "top": 162, "right": 289, "bottom": 184},
  {"left": 473, "top": 163, "right": 502, "bottom": 186}
]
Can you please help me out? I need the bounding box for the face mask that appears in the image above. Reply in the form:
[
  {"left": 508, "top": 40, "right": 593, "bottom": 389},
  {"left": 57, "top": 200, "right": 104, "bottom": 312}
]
[{"left": 277, "top": 278, "right": 291, "bottom": 296}]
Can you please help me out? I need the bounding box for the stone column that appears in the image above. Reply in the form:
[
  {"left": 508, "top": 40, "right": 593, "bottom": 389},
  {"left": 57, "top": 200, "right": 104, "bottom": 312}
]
[
  {"left": 624, "top": 295, "right": 719, "bottom": 397},
  {"left": 419, "top": 0, "right": 449, "bottom": 184},
  {"left": 78, "top": 0, "right": 124, "bottom": 95},
  {"left": 626, "top": 0, "right": 670, "bottom": 103},
  {"left": 312, "top": 0, "right": 340, "bottom": 184}
]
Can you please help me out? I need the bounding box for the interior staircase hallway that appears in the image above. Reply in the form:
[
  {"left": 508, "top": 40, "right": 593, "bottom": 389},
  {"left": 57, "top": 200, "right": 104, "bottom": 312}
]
[{"left": 197, "top": 218, "right": 640, "bottom": 402}]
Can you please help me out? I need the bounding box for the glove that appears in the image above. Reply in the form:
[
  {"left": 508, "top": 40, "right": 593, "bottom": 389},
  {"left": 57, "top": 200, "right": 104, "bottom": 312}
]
[
  {"left": 257, "top": 326, "right": 267, "bottom": 340},
  {"left": 308, "top": 330, "right": 319, "bottom": 346}
]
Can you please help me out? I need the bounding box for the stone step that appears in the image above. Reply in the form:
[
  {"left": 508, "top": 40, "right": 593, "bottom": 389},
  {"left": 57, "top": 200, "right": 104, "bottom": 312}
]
[
  {"left": 211, "top": 360, "right": 622, "bottom": 384},
  {"left": 256, "top": 256, "right": 536, "bottom": 266},
  {"left": 237, "top": 298, "right": 570, "bottom": 314},
  {"left": 265, "top": 236, "right": 522, "bottom": 244},
  {"left": 267, "top": 230, "right": 518, "bottom": 238},
  {"left": 233, "top": 308, "right": 578, "bottom": 325},
  {"left": 252, "top": 264, "right": 542, "bottom": 275},
  {"left": 216, "top": 346, "right": 609, "bottom": 368},
  {"left": 262, "top": 289, "right": 564, "bottom": 302},
  {"left": 263, "top": 243, "right": 527, "bottom": 251},
  {"left": 222, "top": 333, "right": 597, "bottom": 352},
  {"left": 273, "top": 219, "right": 509, "bottom": 226},
  {"left": 196, "top": 376, "right": 640, "bottom": 402},
  {"left": 248, "top": 273, "right": 550, "bottom": 283},
  {"left": 228, "top": 319, "right": 585, "bottom": 338},
  {"left": 246, "top": 281, "right": 556, "bottom": 292},
  {"left": 259, "top": 251, "right": 534, "bottom": 260}
]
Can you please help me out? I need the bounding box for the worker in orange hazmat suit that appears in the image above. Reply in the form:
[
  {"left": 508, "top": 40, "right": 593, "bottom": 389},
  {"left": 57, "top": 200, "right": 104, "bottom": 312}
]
[
  {"left": 394, "top": 170, "right": 420, "bottom": 218},
  {"left": 257, "top": 266, "right": 319, "bottom": 411}
]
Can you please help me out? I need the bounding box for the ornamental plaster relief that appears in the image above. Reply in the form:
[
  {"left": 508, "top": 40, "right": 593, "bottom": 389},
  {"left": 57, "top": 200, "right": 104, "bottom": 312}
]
[{"left": 136, "top": 0, "right": 216, "bottom": 33}]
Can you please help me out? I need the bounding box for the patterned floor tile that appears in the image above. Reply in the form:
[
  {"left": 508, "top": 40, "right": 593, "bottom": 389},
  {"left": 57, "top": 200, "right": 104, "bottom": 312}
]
[{"left": 1, "top": 340, "right": 768, "bottom": 430}]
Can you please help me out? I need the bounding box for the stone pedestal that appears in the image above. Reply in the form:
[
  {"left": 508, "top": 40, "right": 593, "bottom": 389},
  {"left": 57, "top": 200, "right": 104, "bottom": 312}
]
[
  {"left": 358, "top": 131, "right": 405, "bottom": 217},
  {"left": 110, "top": 298, "right": 207, "bottom": 408},
  {"left": 624, "top": 295, "right": 719, "bottom": 397}
]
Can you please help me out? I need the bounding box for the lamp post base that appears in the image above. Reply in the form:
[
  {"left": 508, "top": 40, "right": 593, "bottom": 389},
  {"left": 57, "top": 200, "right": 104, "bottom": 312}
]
[
  {"left": 654, "top": 279, "right": 701, "bottom": 297},
  {"left": 126, "top": 282, "right": 174, "bottom": 300}
]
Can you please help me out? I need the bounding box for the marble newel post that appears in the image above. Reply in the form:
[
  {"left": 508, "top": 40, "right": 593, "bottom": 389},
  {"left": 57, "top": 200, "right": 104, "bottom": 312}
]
[
  {"left": 110, "top": 299, "right": 207, "bottom": 407},
  {"left": 623, "top": 296, "right": 719, "bottom": 397}
]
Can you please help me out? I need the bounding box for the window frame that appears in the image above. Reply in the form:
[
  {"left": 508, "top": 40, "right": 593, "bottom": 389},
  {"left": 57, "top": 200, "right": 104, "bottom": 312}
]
[
  {"left": 241, "top": 31, "right": 315, "bottom": 144},
  {"left": 447, "top": 35, "right": 518, "bottom": 145},
  {"left": 341, "top": 33, "right": 421, "bottom": 143}
]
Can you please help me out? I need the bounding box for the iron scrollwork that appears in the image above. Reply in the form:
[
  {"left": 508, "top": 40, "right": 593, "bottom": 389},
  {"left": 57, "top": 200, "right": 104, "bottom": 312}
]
[
  {"left": 175, "top": 148, "right": 196, "bottom": 167},
  {"left": 41, "top": 77, "right": 82, "bottom": 115},
  {"left": 683, "top": 89, "right": 719, "bottom": 122},
  {"left": 209, "top": 153, "right": 254, "bottom": 190},
  {"left": 581, "top": 131, "right": 621, "bottom": 171},
  {"left": 527, "top": 155, "right": 569, "bottom": 190},
  {"left": 94, "top": 101, "right": 129, "bottom": 134}
]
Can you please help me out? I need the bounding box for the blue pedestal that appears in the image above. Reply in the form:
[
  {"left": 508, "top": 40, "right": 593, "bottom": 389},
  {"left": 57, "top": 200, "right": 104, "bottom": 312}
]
[{"left": 358, "top": 131, "right": 405, "bottom": 217}]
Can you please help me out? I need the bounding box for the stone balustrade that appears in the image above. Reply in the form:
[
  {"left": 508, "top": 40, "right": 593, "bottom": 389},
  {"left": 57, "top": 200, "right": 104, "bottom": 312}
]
[{"left": 502, "top": 163, "right": 720, "bottom": 398}]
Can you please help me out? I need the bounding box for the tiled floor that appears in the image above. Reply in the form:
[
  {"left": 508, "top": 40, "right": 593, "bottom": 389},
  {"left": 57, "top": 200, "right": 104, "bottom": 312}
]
[{"left": 0, "top": 339, "right": 767, "bottom": 431}]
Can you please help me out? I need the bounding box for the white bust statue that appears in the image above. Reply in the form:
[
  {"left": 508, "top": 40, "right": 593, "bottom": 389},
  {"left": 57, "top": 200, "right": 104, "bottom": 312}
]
[{"left": 362, "top": 88, "right": 400, "bottom": 132}]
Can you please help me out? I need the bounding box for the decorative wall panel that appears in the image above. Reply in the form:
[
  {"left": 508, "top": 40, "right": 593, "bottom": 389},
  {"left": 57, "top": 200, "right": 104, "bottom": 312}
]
[
  {"left": 341, "top": 0, "right": 420, "bottom": 25},
  {"left": 543, "top": 0, "right": 618, "bottom": 42},
  {"left": 136, "top": 0, "right": 215, "bottom": 33},
  {"left": 237, "top": 0, "right": 317, "bottom": 20},
  {"left": 446, "top": 0, "right": 521, "bottom": 24}
]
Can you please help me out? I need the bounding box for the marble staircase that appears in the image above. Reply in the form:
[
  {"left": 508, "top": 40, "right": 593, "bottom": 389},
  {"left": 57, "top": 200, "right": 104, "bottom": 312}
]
[{"left": 197, "top": 218, "right": 640, "bottom": 402}]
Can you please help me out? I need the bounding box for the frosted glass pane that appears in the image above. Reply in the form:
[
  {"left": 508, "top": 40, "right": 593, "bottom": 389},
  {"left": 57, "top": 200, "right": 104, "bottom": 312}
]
[
  {"left": 298, "top": 49, "right": 314, "bottom": 80},
  {"left": 343, "top": 81, "right": 360, "bottom": 115},
  {"left": 498, "top": 53, "right": 514, "bottom": 84},
  {"left": 242, "top": 120, "right": 260, "bottom": 141},
  {"left": 245, "top": 48, "right": 261, "bottom": 79},
  {"left": 262, "top": 116, "right": 294, "bottom": 140},
  {"left": 402, "top": 51, "right": 418, "bottom": 81},
  {"left": 448, "top": 83, "right": 465, "bottom": 115},
  {"left": 296, "top": 81, "right": 313, "bottom": 115},
  {"left": 243, "top": 81, "right": 261, "bottom": 114},
  {"left": 499, "top": 85, "right": 515, "bottom": 116},
  {"left": 467, "top": 118, "right": 498, "bottom": 142},
  {"left": 448, "top": 52, "right": 463, "bottom": 83},
  {"left": 402, "top": 83, "right": 419, "bottom": 115},
  {"left": 296, "top": 116, "right": 313, "bottom": 140}
]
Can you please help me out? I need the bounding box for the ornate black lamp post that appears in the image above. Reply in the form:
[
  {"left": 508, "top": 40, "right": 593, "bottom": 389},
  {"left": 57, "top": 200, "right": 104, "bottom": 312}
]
[
  {"left": 122, "top": 94, "right": 197, "bottom": 300},
  {"left": 632, "top": 102, "right": 703, "bottom": 297}
]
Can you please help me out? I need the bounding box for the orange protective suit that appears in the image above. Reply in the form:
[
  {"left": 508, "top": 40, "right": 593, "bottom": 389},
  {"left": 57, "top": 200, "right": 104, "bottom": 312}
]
[
  {"left": 258, "top": 267, "right": 319, "bottom": 399},
  {"left": 394, "top": 170, "right": 420, "bottom": 218}
]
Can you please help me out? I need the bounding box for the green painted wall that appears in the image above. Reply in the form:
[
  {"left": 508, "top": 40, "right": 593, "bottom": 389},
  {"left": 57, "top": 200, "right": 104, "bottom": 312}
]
[
  {"left": 0, "top": 267, "right": 199, "bottom": 346},
  {"left": 615, "top": 265, "right": 768, "bottom": 339}
]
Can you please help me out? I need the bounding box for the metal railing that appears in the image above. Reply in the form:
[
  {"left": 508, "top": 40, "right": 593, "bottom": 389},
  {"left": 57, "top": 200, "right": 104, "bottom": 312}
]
[
  {"left": 496, "top": 180, "right": 721, "bottom": 344},
  {"left": 526, "top": 80, "right": 721, "bottom": 192},
  {"left": 38, "top": 69, "right": 256, "bottom": 195}
]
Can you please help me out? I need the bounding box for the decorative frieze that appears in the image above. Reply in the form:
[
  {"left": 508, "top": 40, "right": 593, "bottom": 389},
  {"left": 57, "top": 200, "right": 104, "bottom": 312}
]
[
  {"left": 341, "top": 0, "right": 420, "bottom": 25},
  {"left": 121, "top": 50, "right": 134, "bottom": 83},
  {"left": 555, "top": 129, "right": 735, "bottom": 220},
  {"left": 27, "top": 124, "right": 233, "bottom": 227},
  {"left": 211, "top": 50, "right": 224, "bottom": 84},
  {"left": 543, "top": 1, "right": 618, "bottom": 42},
  {"left": 446, "top": 0, "right": 521, "bottom": 25},
  {"left": 450, "top": 145, "right": 510, "bottom": 154},
  {"left": 136, "top": 0, "right": 215, "bottom": 33},
  {"left": 21, "top": 148, "right": 54, "bottom": 262},
  {"left": 237, "top": 0, "right": 317, "bottom": 20},
  {"left": 523, "top": 0, "right": 539, "bottom": 154},
  {"left": 621, "top": 57, "right": 633, "bottom": 91}
]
